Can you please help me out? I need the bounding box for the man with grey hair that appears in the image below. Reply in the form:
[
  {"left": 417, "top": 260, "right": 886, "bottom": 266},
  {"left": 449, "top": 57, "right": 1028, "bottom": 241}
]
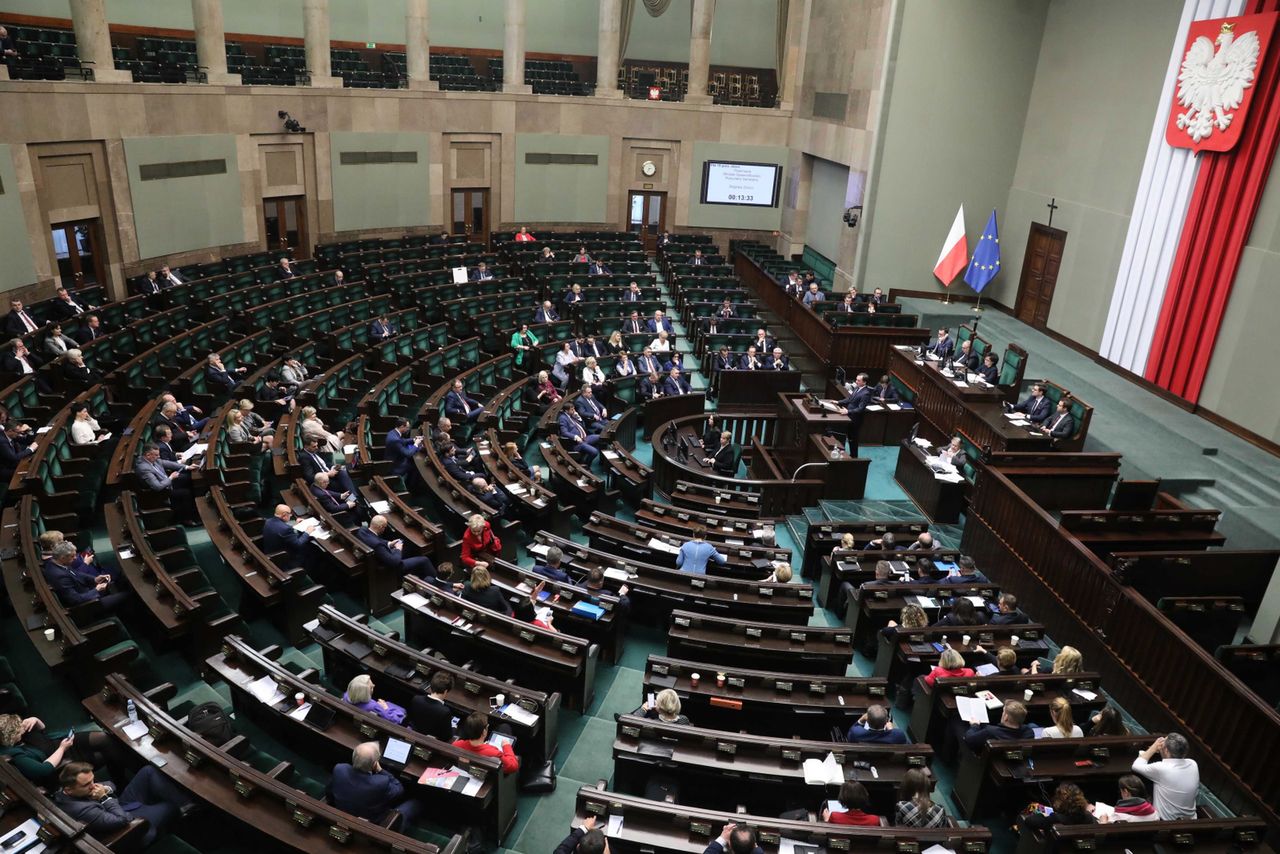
[
  {"left": 326, "top": 742, "right": 420, "bottom": 825},
  {"left": 1132, "top": 733, "right": 1199, "bottom": 820},
  {"left": 533, "top": 545, "right": 572, "bottom": 583},
  {"left": 353, "top": 515, "right": 436, "bottom": 579},
  {"left": 42, "top": 541, "right": 131, "bottom": 613}
]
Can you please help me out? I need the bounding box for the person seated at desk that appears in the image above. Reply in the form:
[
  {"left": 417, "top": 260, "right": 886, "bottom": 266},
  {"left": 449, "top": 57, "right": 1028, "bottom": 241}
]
[
  {"left": 837, "top": 292, "right": 860, "bottom": 313},
  {"left": 712, "top": 347, "right": 736, "bottom": 375},
  {"left": 535, "top": 300, "right": 560, "bottom": 324},
  {"left": 554, "top": 818, "right": 609, "bottom": 854},
  {"left": 587, "top": 258, "right": 610, "bottom": 276},
  {"left": 739, "top": 345, "right": 762, "bottom": 371},
  {"left": 504, "top": 440, "right": 542, "bottom": 484},
  {"left": 752, "top": 329, "right": 774, "bottom": 352},
  {"left": 936, "top": 436, "right": 966, "bottom": 469},
  {"left": 895, "top": 768, "right": 950, "bottom": 828},
  {"left": 559, "top": 406, "right": 602, "bottom": 461},
  {"left": 134, "top": 442, "right": 198, "bottom": 526},
  {"left": 469, "top": 477, "right": 511, "bottom": 517},
  {"left": 262, "top": 504, "right": 312, "bottom": 569},
  {"left": 910, "top": 555, "right": 939, "bottom": 581},
  {"left": 989, "top": 592, "right": 1029, "bottom": 625},
  {"left": 923, "top": 648, "right": 976, "bottom": 687},
  {"left": 863, "top": 531, "right": 901, "bottom": 550},
  {"left": 469, "top": 261, "right": 495, "bottom": 281},
  {"left": 534, "top": 370, "right": 562, "bottom": 409},
  {"left": 1037, "top": 398, "right": 1076, "bottom": 442},
  {"left": 926, "top": 328, "right": 954, "bottom": 360},
  {"left": 572, "top": 247, "right": 591, "bottom": 264},
  {"left": 760, "top": 561, "right": 792, "bottom": 583},
  {"left": 583, "top": 566, "right": 631, "bottom": 616},
  {"left": 859, "top": 560, "right": 899, "bottom": 589},
  {"left": 676, "top": 526, "right": 727, "bottom": 575},
  {"left": 716, "top": 298, "right": 735, "bottom": 319},
  {"left": 881, "top": 604, "right": 928, "bottom": 643},
  {"left": 907, "top": 532, "right": 934, "bottom": 550},
  {"left": 43, "top": 541, "right": 131, "bottom": 615},
  {"left": 662, "top": 367, "right": 691, "bottom": 396},
  {"left": 933, "top": 597, "right": 986, "bottom": 627},
  {"left": 327, "top": 742, "right": 420, "bottom": 826},
  {"left": 452, "top": 711, "right": 519, "bottom": 774},
  {"left": 962, "top": 699, "right": 1034, "bottom": 751},
  {"left": 700, "top": 413, "right": 722, "bottom": 449},
  {"left": 369, "top": 313, "right": 398, "bottom": 341},
  {"left": 580, "top": 358, "right": 608, "bottom": 397},
  {"left": 970, "top": 644, "right": 1019, "bottom": 675},
  {"left": 664, "top": 351, "right": 687, "bottom": 375},
  {"left": 1010, "top": 384, "right": 1052, "bottom": 424},
  {"left": 638, "top": 370, "right": 664, "bottom": 401},
  {"left": 408, "top": 671, "right": 455, "bottom": 742},
  {"left": 1039, "top": 696, "right": 1083, "bottom": 739},
  {"left": 1132, "top": 733, "right": 1199, "bottom": 820},
  {"left": 941, "top": 555, "right": 989, "bottom": 584},
  {"left": 767, "top": 347, "right": 789, "bottom": 370},
  {"left": 538, "top": 245, "right": 555, "bottom": 262},
  {"left": 1029, "top": 645, "right": 1083, "bottom": 676},
  {"left": 384, "top": 417, "right": 425, "bottom": 480},
  {"left": 650, "top": 330, "right": 672, "bottom": 355},
  {"left": 702, "top": 431, "right": 736, "bottom": 475},
  {"left": 622, "top": 281, "right": 644, "bottom": 303},
  {"left": 623, "top": 310, "right": 645, "bottom": 335},
  {"left": 0, "top": 714, "right": 124, "bottom": 787},
  {"left": 822, "top": 781, "right": 882, "bottom": 826},
  {"left": 355, "top": 514, "right": 437, "bottom": 579},
  {"left": 614, "top": 351, "right": 636, "bottom": 379},
  {"left": 802, "top": 283, "right": 826, "bottom": 306},
  {"left": 949, "top": 340, "right": 978, "bottom": 373},
  {"left": 636, "top": 347, "right": 663, "bottom": 378},
  {"left": 300, "top": 434, "right": 356, "bottom": 496},
  {"left": 977, "top": 352, "right": 999, "bottom": 385},
  {"left": 460, "top": 563, "right": 512, "bottom": 615},
  {"left": 706, "top": 823, "right": 765, "bottom": 854},
  {"left": 846, "top": 703, "right": 908, "bottom": 744},
  {"left": 54, "top": 761, "right": 193, "bottom": 849},
  {"left": 640, "top": 688, "right": 690, "bottom": 725},
  {"left": 647, "top": 310, "right": 674, "bottom": 335},
  {"left": 563, "top": 283, "right": 585, "bottom": 310},
  {"left": 606, "top": 330, "right": 627, "bottom": 356},
  {"left": 870, "top": 375, "right": 898, "bottom": 404},
  {"left": 1105, "top": 775, "right": 1159, "bottom": 823},
  {"left": 311, "top": 472, "right": 356, "bottom": 515},
  {"left": 344, "top": 674, "right": 406, "bottom": 725},
  {"left": 445, "top": 379, "right": 485, "bottom": 423},
  {"left": 1088, "top": 704, "right": 1129, "bottom": 737},
  {"left": 532, "top": 545, "right": 573, "bottom": 583},
  {"left": 1018, "top": 783, "right": 1097, "bottom": 833}
]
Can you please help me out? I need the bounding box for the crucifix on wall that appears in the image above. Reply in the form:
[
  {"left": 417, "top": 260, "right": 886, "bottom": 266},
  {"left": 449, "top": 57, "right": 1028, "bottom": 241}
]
[{"left": 1046, "top": 197, "right": 1059, "bottom": 228}]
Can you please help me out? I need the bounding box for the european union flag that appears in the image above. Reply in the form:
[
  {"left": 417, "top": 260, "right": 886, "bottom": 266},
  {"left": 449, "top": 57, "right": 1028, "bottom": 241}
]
[{"left": 964, "top": 209, "right": 1001, "bottom": 293}]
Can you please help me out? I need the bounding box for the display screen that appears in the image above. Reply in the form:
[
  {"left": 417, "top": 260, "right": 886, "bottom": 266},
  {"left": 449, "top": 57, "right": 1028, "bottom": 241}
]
[{"left": 700, "top": 161, "right": 782, "bottom": 207}]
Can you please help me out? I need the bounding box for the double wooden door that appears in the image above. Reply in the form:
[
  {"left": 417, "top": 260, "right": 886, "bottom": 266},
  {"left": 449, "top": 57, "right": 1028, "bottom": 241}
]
[{"left": 1014, "top": 223, "right": 1067, "bottom": 328}]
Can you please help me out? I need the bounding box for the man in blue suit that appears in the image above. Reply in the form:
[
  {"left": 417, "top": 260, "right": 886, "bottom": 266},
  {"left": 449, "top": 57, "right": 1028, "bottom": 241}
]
[
  {"left": 534, "top": 301, "right": 559, "bottom": 324},
  {"left": 836, "top": 372, "right": 872, "bottom": 456},
  {"left": 636, "top": 348, "right": 662, "bottom": 377},
  {"left": 558, "top": 407, "right": 601, "bottom": 462},
  {"left": 622, "top": 282, "right": 643, "bottom": 303},
  {"left": 646, "top": 310, "right": 674, "bottom": 335},
  {"left": 846, "top": 705, "right": 909, "bottom": 744},
  {"left": 384, "top": 418, "right": 423, "bottom": 478},
  {"left": 299, "top": 435, "right": 356, "bottom": 495},
  {"left": 354, "top": 515, "right": 436, "bottom": 579},
  {"left": 310, "top": 471, "right": 356, "bottom": 516},
  {"left": 661, "top": 367, "right": 691, "bottom": 396},
  {"left": 940, "top": 556, "right": 990, "bottom": 584},
  {"left": 369, "top": 314, "right": 398, "bottom": 341},
  {"left": 262, "top": 504, "right": 312, "bottom": 569},
  {"left": 574, "top": 385, "right": 609, "bottom": 433},
  {"left": 1038, "top": 398, "right": 1076, "bottom": 442},
  {"left": 927, "top": 328, "right": 955, "bottom": 360},
  {"left": 1012, "top": 384, "right": 1052, "bottom": 424},
  {"left": 43, "top": 541, "right": 130, "bottom": 613},
  {"left": 469, "top": 262, "right": 495, "bottom": 281},
  {"left": 738, "top": 346, "right": 761, "bottom": 371},
  {"left": 533, "top": 546, "right": 573, "bottom": 583},
  {"left": 327, "top": 742, "right": 420, "bottom": 825},
  {"left": 444, "top": 380, "right": 484, "bottom": 423}
]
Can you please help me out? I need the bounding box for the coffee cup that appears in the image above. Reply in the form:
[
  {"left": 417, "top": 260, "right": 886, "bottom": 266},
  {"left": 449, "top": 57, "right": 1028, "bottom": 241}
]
[
  {"left": 491, "top": 693, "right": 505, "bottom": 709},
  {"left": 1024, "top": 689, "right": 1034, "bottom": 702},
  {"left": 716, "top": 673, "right": 726, "bottom": 688},
  {"left": 962, "top": 634, "right": 971, "bottom": 647},
  {"left": 1010, "top": 634, "right": 1020, "bottom": 647},
  {"left": 43, "top": 628, "right": 56, "bottom": 642},
  {"left": 690, "top": 672, "right": 701, "bottom": 687},
  {"left": 295, "top": 692, "right": 306, "bottom": 707}
]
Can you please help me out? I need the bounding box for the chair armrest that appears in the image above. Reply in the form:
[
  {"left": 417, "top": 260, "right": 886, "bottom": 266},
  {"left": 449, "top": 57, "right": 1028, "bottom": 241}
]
[{"left": 102, "top": 817, "right": 149, "bottom": 848}]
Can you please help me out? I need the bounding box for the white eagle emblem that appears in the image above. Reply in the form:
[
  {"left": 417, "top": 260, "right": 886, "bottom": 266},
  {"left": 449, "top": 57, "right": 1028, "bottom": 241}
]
[{"left": 1175, "top": 22, "right": 1261, "bottom": 143}]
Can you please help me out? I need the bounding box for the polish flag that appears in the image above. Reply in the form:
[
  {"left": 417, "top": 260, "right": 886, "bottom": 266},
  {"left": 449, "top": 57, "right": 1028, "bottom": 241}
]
[{"left": 932, "top": 205, "right": 968, "bottom": 286}]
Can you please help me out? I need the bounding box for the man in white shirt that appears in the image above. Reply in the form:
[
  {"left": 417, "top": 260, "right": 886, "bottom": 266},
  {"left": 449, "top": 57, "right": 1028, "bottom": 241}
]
[
  {"left": 1132, "top": 733, "right": 1199, "bottom": 820},
  {"left": 160, "top": 265, "right": 183, "bottom": 287}
]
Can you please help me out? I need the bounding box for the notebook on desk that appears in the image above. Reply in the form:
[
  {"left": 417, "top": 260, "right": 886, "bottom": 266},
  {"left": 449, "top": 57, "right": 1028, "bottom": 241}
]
[
  {"left": 311, "top": 623, "right": 340, "bottom": 643},
  {"left": 344, "top": 639, "right": 373, "bottom": 661},
  {"left": 385, "top": 661, "right": 416, "bottom": 681}
]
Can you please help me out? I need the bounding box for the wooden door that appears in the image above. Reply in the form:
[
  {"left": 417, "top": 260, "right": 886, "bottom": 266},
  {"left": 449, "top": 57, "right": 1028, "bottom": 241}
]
[
  {"left": 1014, "top": 223, "right": 1066, "bottom": 327},
  {"left": 451, "top": 188, "right": 490, "bottom": 247},
  {"left": 50, "top": 220, "right": 106, "bottom": 289},
  {"left": 627, "top": 191, "right": 667, "bottom": 252},
  {"left": 263, "top": 196, "right": 309, "bottom": 259}
]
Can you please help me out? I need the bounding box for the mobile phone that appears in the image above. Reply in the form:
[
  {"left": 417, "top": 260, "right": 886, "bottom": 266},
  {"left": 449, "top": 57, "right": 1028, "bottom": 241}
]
[{"left": 66, "top": 728, "right": 75, "bottom": 740}]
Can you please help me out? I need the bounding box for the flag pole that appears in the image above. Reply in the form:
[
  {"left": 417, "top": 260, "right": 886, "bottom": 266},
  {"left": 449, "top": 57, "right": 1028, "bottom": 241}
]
[
  {"left": 944, "top": 284, "right": 951, "bottom": 305},
  {"left": 973, "top": 291, "right": 984, "bottom": 313}
]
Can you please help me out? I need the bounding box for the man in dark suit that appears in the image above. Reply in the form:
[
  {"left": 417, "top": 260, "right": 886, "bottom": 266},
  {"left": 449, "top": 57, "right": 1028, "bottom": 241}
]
[
  {"left": 554, "top": 821, "right": 609, "bottom": 854},
  {"left": 327, "top": 743, "right": 420, "bottom": 826},
  {"left": 369, "top": 314, "right": 398, "bottom": 341},
  {"left": 384, "top": 418, "right": 424, "bottom": 479},
  {"left": 622, "top": 282, "right": 643, "bottom": 303},
  {"left": 533, "top": 546, "right": 573, "bottom": 582},
  {"left": 408, "top": 672, "right": 455, "bottom": 742},
  {"left": 868, "top": 287, "right": 886, "bottom": 306},
  {"left": 837, "top": 293, "right": 859, "bottom": 313},
  {"left": 159, "top": 264, "right": 184, "bottom": 288},
  {"left": 444, "top": 379, "right": 484, "bottom": 423},
  {"left": 989, "top": 593, "right": 1029, "bottom": 625},
  {"left": 47, "top": 287, "right": 93, "bottom": 321},
  {"left": 1012, "top": 384, "right": 1051, "bottom": 424},
  {"left": 310, "top": 471, "right": 357, "bottom": 516},
  {"left": 962, "top": 700, "right": 1035, "bottom": 752},
  {"left": 354, "top": 515, "right": 436, "bottom": 578},
  {"left": 43, "top": 541, "right": 131, "bottom": 613},
  {"left": 137, "top": 271, "right": 163, "bottom": 296},
  {"left": 837, "top": 372, "right": 872, "bottom": 456},
  {"left": 846, "top": 704, "right": 910, "bottom": 744},
  {"left": 1039, "top": 398, "right": 1076, "bottom": 442},
  {"left": 1, "top": 338, "right": 42, "bottom": 377},
  {"left": 768, "top": 348, "right": 789, "bottom": 370},
  {"left": 262, "top": 504, "right": 312, "bottom": 569},
  {"left": 712, "top": 347, "right": 736, "bottom": 374},
  {"left": 299, "top": 435, "right": 356, "bottom": 495},
  {"left": 927, "top": 328, "right": 955, "bottom": 360},
  {"left": 661, "top": 367, "right": 691, "bottom": 396},
  {"left": 574, "top": 385, "right": 609, "bottom": 433},
  {"left": 690, "top": 249, "right": 707, "bottom": 266},
  {"left": 468, "top": 477, "right": 510, "bottom": 517},
  {"left": 702, "top": 431, "right": 736, "bottom": 476},
  {"left": 704, "top": 823, "right": 765, "bottom": 854},
  {"left": 751, "top": 329, "right": 773, "bottom": 352},
  {"left": 3, "top": 299, "right": 39, "bottom": 336},
  {"left": 156, "top": 402, "right": 194, "bottom": 452},
  {"left": 623, "top": 311, "right": 645, "bottom": 335},
  {"left": 717, "top": 299, "right": 735, "bottom": 319},
  {"left": 151, "top": 425, "right": 179, "bottom": 463},
  {"left": 0, "top": 423, "right": 34, "bottom": 483},
  {"left": 276, "top": 258, "right": 295, "bottom": 280},
  {"left": 638, "top": 371, "right": 664, "bottom": 401},
  {"left": 72, "top": 314, "right": 103, "bottom": 344},
  {"left": 950, "top": 340, "right": 978, "bottom": 373},
  {"left": 440, "top": 443, "right": 482, "bottom": 484},
  {"left": 739, "top": 346, "right": 761, "bottom": 371},
  {"left": 940, "top": 556, "right": 989, "bottom": 584},
  {"left": 558, "top": 407, "right": 601, "bottom": 461},
  {"left": 870, "top": 375, "right": 898, "bottom": 404},
  {"left": 469, "top": 262, "right": 495, "bottom": 281},
  {"left": 646, "top": 311, "right": 674, "bottom": 335},
  {"left": 534, "top": 301, "right": 560, "bottom": 324},
  {"left": 205, "top": 354, "right": 245, "bottom": 396},
  {"left": 587, "top": 259, "right": 610, "bottom": 276},
  {"left": 135, "top": 443, "right": 197, "bottom": 524}
]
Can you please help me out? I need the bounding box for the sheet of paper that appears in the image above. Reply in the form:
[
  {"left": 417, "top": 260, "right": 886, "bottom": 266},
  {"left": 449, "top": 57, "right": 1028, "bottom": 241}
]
[
  {"left": 1072, "top": 688, "right": 1098, "bottom": 701},
  {"left": 499, "top": 703, "right": 539, "bottom": 726},
  {"left": 117, "top": 547, "right": 136, "bottom": 560},
  {"left": 400, "top": 592, "right": 428, "bottom": 610},
  {"left": 912, "top": 436, "right": 933, "bottom": 449},
  {"left": 865, "top": 404, "right": 884, "bottom": 412},
  {"left": 911, "top": 596, "right": 939, "bottom": 609},
  {"left": 603, "top": 567, "right": 631, "bottom": 582},
  {"left": 955, "top": 695, "right": 990, "bottom": 724},
  {"left": 977, "top": 690, "right": 1004, "bottom": 710},
  {"left": 975, "top": 663, "right": 999, "bottom": 676},
  {"left": 922, "top": 845, "right": 957, "bottom": 854},
  {"left": 288, "top": 703, "right": 312, "bottom": 722},
  {"left": 247, "top": 675, "right": 285, "bottom": 706},
  {"left": 384, "top": 738, "right": 412, "bottom": 765},
  {"left": 802, "top": 752, "right": 843, "bottom": 784},
  {"left": 825, "top": 800, "right": 847, "bottom": 814},
  {"left": 121, "top": 720, "right": 149, "bottom": 741},
  {"left": 506, "top": 483, "right": 527, "bottom": 496},
  {"left": 646, "top": 538, "right": 679, "bottom": 553},
  {"left": 935, "top": 472, "right": 965, "bottom": 483},
  {"left": 528, "top": 543, "right": 549, "bottom": 557},
  {"left": 887, "top": 403, "right": 902, "bottom": 411},
  {"left": 370, "top": 500, "right": 391, "bottom": 513},
  {"left": 0, "top": 818, "right": 42, "bottom": 852},
  {"left": 602, "top": 450, "right": 620, "bottom": 460},
  {"left": 343, "top": 443, "right": 358, "bottom": 455},
  {"left": 965, "top": 596, "right": 986, "bottom": 606},
  {"left": 1093, "top": 802, "right": 1114, "bottom": 821},
  {"left": 606, "top": 815, "right": 624, "bottom": 837}
]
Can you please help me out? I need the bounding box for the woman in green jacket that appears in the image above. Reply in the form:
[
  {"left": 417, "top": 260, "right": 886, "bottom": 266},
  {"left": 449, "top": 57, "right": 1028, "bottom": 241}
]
[
  {"left": 0, "top": 714, "right": 125, "bottom": 784},
  {"left": 511, "top": 323, "right": 539, "bottom": 368}
]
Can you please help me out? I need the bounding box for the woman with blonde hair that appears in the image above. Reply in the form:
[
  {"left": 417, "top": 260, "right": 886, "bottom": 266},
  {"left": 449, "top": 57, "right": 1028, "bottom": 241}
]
[
  {"left": 923, "top": 647, "right": 975, "bottom": 687},
  {"left": 640, "top": 688, "right": 690, "bottom": 725},
  {"left": 461, "top": 562, "right": 512, "bottom": 615},
  {"left": 1031, "top": 645, "right": 1083, "bottom": 675},
  {"left": 503, "top": 441, "right": 542, "bottom": 483},
  {"left": 606, "top": 330, "right": 624, "bottom": 355},
  {"left": 299, "top": 405, "right": 343, "bottom": 454},
  {"left": 343, "top": 674, "right": 406, "bottom": 724},
  {"left": 225, "top": 408, "right": 262, "bottom": 449},
  {"left": 461, "top": 513, "right": 501, "bottom": 568},
  {"left": 581, "top": 356, "right": 606, "bottom": 388},
  {"left": 1040, "top": 696, "right": 1083, "bottom": 738},
  {"left": 761, "top": 561, "right": 793, "bottom": 583},
  {"left": 832, "top": 532, "right": 856, "bottom": 562}
]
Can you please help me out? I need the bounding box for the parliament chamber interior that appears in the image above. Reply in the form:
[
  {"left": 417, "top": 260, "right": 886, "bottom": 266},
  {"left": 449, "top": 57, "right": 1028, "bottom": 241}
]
[{"left": 0, "top": 1, "right": 1279, "bottom": 853}]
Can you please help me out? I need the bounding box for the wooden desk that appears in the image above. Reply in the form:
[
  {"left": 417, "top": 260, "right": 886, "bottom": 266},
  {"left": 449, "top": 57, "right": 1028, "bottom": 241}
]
[
  {"left": 895, "top": 440, "right": 966, "bottom": 523},
  {"left": 667, "top": 609, "right": 854, "bottom": 676},
  {"left": 716, "top": 368, "right": 802, "bottom": 410},
  {"left": 668, "top": 480, "right": 765, "bottom": 518},
  {"left": 0, "top": 760, "right": 119, "bottom": 852},
  {"left": 583, "top": 512, "right": 791, "bottom": 579},
  {"left": 776, "top": 391, "right": 916, "bottom": 449},
  {"left": 845, "top": 576, "right": 998, "bottom": 644},
  {"left": 876, "top": 624, "right": 1049, "bottom": 688},
  {"left": 801, "top": 519, "right": 931, "bottom": 579},
  {"left": 484, "top": 558, "right": 626, "bottom": 664},
  {"left": 1109, "top": 549, "right": 1280, "bottom": 616},
  {"left": 1045, "top": 817, "right": 1270, "bottom": 854}
]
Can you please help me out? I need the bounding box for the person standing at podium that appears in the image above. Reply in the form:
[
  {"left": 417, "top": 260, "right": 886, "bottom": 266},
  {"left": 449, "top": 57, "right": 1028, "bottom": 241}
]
[{"left": 836, "top": 373, "right": 872, "bottom": 456}]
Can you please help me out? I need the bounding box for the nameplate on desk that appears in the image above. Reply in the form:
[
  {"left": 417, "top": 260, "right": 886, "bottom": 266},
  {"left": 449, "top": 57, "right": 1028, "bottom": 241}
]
[
  {"left": 184, "top": 745, "right": 204, "bottom": 767},
  {"left": 895, "top": 842, "right": 919, "bottom": 854},
  {"left": 834, "top": 634, "right": 850, "bottom": 645},
  {"left": 585, "top": 801, "right": 607, "bottom": 816},
  {"left": 716, "top": 741, "right": 737, "bottom": 755},
  {"left": 978, "top": 632, "right": 994, "bottom": 645},
  {"left": 1090, "top": 747, "right": 1110, "bottom": 761},
  {"left": 674, "top": 616, "right": 691, "bottom": 628},
  {"left": 329, "top": 826, "right": 351, "bottom": 843},
  {"left": 872, "top": 589, "right": 889, "bottom": 600},
  {"left": 781, "top": 748, "right": 801, "bottom": 763},
  {"left": 690, "top": 822, "right": 713, "bottom": 837},
  {"left": 869, "top": 685, "right": 886, "bottom": 697},
  {"left": 738, "top": 550, "right": 752, "bottom": 558},
  {"left": 463, "top": 680, "right": 482, "bottom": 695},
  {"left": 289, "top": 806, "right": 315, "bottom": 828},
  {"left": 964, "top": 843, "right": 986, "bottom": 854},
  {"left": 952, "top": 684, "right": 971, "bottom": 695},
  {"left": 759, "top": 832, "right": 781, "bottom": 847},
  {"left": 758, "top": 587, "right": 773, "bottom": 597},
  {"left": 829, "top": 839, "right": 851, "bottom": 851},
  {"left": 746, "top": 628, "right": 762, "bottom": 639},
  {"left": 1029, "top": 682, "right": 1045, "bottom": 693},
  {"left": 372, "top": 642, "right": 388, "bottom": 657},
  {"left": 775, "top": 680, "right": 792, "bottom": 693},
  {"left": 621, "top": 724, "right": 640, "bottom": 738},
  {"left": 789, "top": 632, "right": 807, "bottom": 643},
  {"left": 907, "top": 754, "right": 926, "bottom": 767},
  {"left": 518, "top": 630, "right": 536, "bottom": 643},
  {"left": 560, "top": 642, "right": 579, "bottom": 655},
  {"left": 652, "top": 663, "right": 669, "bottom": 676},
  {"left": 808, "top": 682, "right": 826, "bottom": 695},
  {"left": 727, "top": 677, "right": 745, "bottom": 690},
  {"left": 690, "top": 578, "right": 705, "bottom": 590},
  {"left": 1002, "top": 749, "right": 1024, "bottom": 761},
  {"left": 676, "top": 512, "right": 689, "bottom": 521},
  {"left": 232, "top": 773, "right": 254, "bottom": 798}
]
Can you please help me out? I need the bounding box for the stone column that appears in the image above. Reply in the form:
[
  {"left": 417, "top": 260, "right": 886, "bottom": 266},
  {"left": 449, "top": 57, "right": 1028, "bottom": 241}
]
[
  {"left": 303, "top": 0, "right": 341, "bottom": 88},
  {"left": 69, "top": 0, "right": 130, "bottom": 82},
  {"left": 405, "top": 0, "right": 438, "bottom": 90},
  {"left": 685, "top": 0, "right": 715, "bottom": 103},
  {"left": 192, "top": 0, "right": 238, "bottom": 85},
  {"left": 502, "top": 0, "right": 532, "bottom": 94},
  {"left": 595, "top": 0, "right": 623, "bottom": 97},
  {"left": 778, "top": 0, "right": 810, "bottom": 110}
]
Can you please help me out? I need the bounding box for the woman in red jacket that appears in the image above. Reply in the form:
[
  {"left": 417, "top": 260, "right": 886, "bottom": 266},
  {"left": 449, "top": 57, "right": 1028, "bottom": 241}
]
[
  {"left": 452, "top": 712, "right": 519, "bottom": 774},
  {"left": 461, "top": 513, "right": 501, "bottom": 569},
  {"left": 822, "top": 781, "right": 883, "bottom": 826},
  {"left": 923, "top": 648, "right": 976, "bottom": 687}
]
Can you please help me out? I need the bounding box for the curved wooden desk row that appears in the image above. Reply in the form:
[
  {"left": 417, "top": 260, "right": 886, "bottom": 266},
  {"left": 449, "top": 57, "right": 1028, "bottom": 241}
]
[
  {"left": 0, "top": 758, "right": 121, "bottom": 853},
  {"left": 483, "top": 558, "right": 626, "bottom": 663},
  {"left": 633, "top": 498, "right": 778, "bottom": 546},
  {"left": 801, "top": 520, "right": 931, "bottom": 578},
  {"left": 87, "top": 673, "right": 466, "bottom": 853},
  {"left": 529, "top": 531, "right": 812, "bottom": 625},
  {"left": 666, "top": 609, "right": 854, "bottom": 677},
  {"left": 583, "top": 511, "right": 790, "bottom": 578}
]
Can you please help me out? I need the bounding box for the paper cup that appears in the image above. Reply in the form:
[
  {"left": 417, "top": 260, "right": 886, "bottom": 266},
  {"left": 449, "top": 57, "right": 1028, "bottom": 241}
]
[
  {"left": 690, "top": 672, "right": 701, "bottom": 687},
  {"left": 1010, "top": 635, "right": 1020, "bottom": 647},
  {"left": 1024, "top": 689, "right": 1034, "bottom": 702},
  {"left": 43, "top": 628, "right": 56, "bottom": 642},
  {"left": 962, "top": 635, "right": 971, "bottom": 647},
  {"left": 716, "top": 673, "right": 726, "bottom": 688},
  {"left": 295, "top": 692, "right": 306, "bottom": 707}
]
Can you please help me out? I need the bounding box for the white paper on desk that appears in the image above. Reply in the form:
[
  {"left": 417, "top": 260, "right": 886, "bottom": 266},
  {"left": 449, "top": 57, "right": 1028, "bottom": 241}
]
[
  {"left": 540, "top": 442, "right": 552, "bottom": 449},
  {"left": 865, "top": 404, "right": 884, "bottom": 412},
  {"left": 922, "top": 845, "right": 957, "bottom": 854},
  {"left": 400, "top": 592, "right": 428, "bottom": 610},
  {"left": 506, "top": 483, "right": 527, "bottom": 496},
  {"left": 1073, "top": 688, "right": 1099, "bottom": 701},
  {"left": 955, "top": 696, "right": 990, "bottom": 724},
  {"left": 602, "top": 450, "right": 620, "bottom": 460},
  {"left": 952, "top": 380, "right": 969, "bottom": 388},
  {"left": 975, "top": 664, "right": 999, "bottom": 676},
  {"left": 825, "top": 800, "right": 847, "bottom": 814},
  {"left": 343, "top": 443, "right": 358, "bottom": 456},
  {"left": 500, "top": 703, "right": 539, "bottom": 726},
  {"left": 1093, "top": 802, "right": 1114, "bottom": 822},
  {"left": 925, "top": 353, "right": 941, "bottom": 361},
  {"left": 247, "top": 675, "right": 285, "bottom": 706},
  {"left": 935, "top": 472, "right": 965, "bottom": 483},
  {"left": 604, "top": 568, "right": 631, "bottom": 583},
  {"left": 294, "top": 518, "right": 319, "bottom": 532},
  {"left": 289, "top": 703, "right": 312, "bottom": 722},
  {"left": 531, "top": 498, "right": 547, "bottom": 508},
  {"left": 606, "top": 815, "right": 624, "bottom": 837},
  {"left": 965, "top": 596, "right": 985, "bottom": 607},
  {"left": 370, "top": 500, "right": 391, "bottom": 514},
  {"left": 887, "top": 403, "right": 903, "bottom": 411},
  {"left": 1003, "top": 413, "right": 1024, "bottom": 421},
  {"left": 179, "top": 443, "right": 207, "bottom": 462},
  {"left": 647, "top": 538, "right": 679, "bottom": 553},
  {"left": 725, "top": 538, "right": 745, "bottom": 546},
  {"left": 977, "top": 690, "right": 1004, "bottom": 710},
  {"left": 310, "top": 526, "right": 332, "bottom": 541},
  {"left": 35, "top": 425, "right": 52, "bottom": 435},
  {"left": 802, "top": 752, "right": 843, "bottom": 784},
  {"left": 2, "top": 818, "right": 42, "bottom": 851},
  {"left": 449, "top": 766, "right": 483, "bottom": 796},
  {"left": 528, "top": 543, "right": 550, "bottom": 557},
  {"left": 911, "top": 596, "right": 939, "bottom": 609},
  {"left": 753, "top": 528, "right": 771, "bottom": 540},
  {"left": 912, "top": 436, "right": 932, "bottom": 449},
  {"left": 121, "top": 720, "right": 149, "bottom": 741},
  {"left": 117, "top": 547, "right": 136, "bottom": 560}
]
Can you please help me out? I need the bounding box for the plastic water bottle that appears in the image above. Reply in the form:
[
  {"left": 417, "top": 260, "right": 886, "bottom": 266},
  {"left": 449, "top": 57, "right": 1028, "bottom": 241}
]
[{"left": 126, "top": 699, "right": 138, "bottom": 723}]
